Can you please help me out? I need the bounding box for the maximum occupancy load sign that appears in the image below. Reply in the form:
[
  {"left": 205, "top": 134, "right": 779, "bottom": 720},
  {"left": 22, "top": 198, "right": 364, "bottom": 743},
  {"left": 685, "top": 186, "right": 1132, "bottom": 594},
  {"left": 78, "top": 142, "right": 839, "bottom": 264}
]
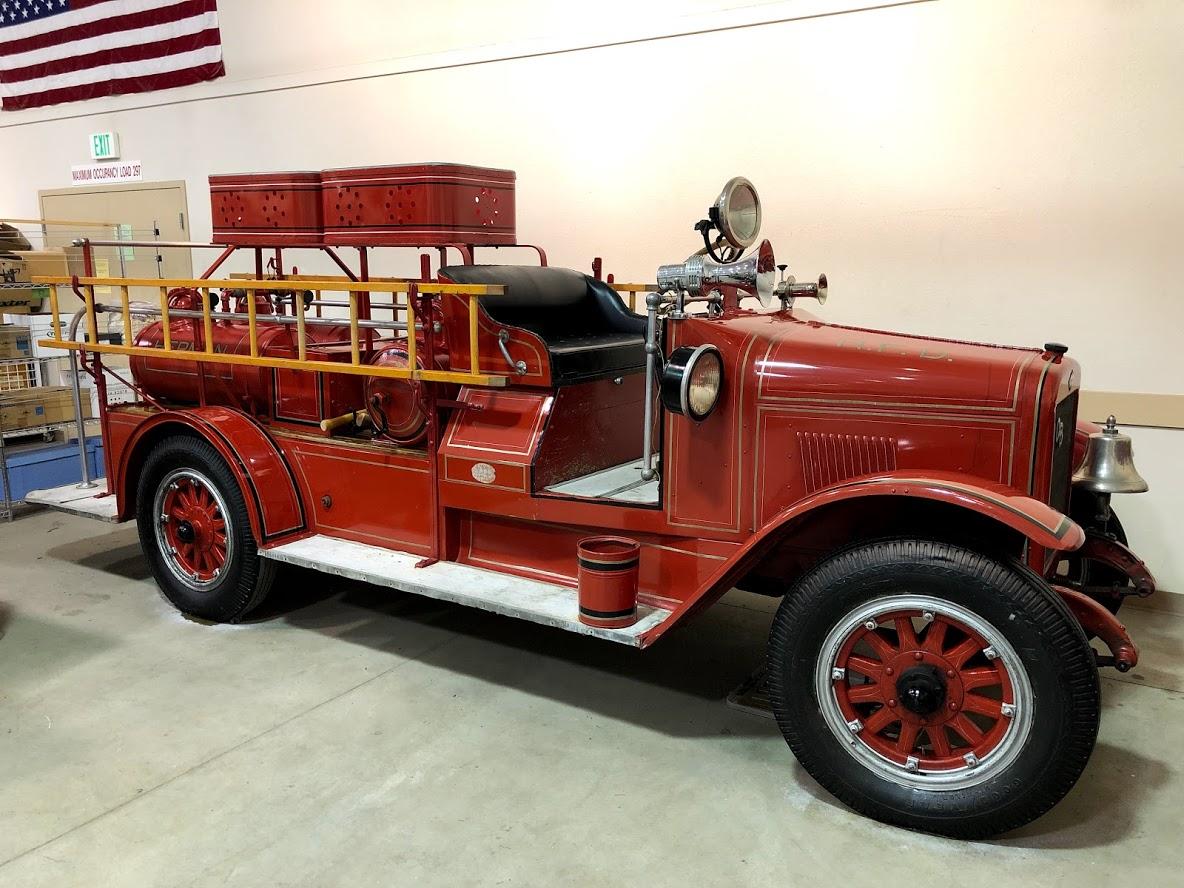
[
  {"left": 0, "top": 0, "right": 226, "bottom": 111},
  {"left": 71, "top": 158, "right": 142, "bottom": 184}
]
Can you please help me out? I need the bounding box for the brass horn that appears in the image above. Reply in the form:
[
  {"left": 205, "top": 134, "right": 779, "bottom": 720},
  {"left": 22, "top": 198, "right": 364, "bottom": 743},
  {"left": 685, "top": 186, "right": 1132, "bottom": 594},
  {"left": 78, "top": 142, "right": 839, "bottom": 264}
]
[
  {"left": 1072, "top": 415, "right": 1149, "bottom": 494},
  {"left": 657, "top": 239, "right": 777, "bottom": 306}
]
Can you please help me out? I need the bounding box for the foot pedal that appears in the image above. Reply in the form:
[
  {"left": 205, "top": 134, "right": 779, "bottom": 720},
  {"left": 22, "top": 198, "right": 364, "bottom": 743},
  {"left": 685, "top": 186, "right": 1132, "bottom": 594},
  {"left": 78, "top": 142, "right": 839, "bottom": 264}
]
[{"left": 725, "top": 666, "right": 775, "bottom": 719}]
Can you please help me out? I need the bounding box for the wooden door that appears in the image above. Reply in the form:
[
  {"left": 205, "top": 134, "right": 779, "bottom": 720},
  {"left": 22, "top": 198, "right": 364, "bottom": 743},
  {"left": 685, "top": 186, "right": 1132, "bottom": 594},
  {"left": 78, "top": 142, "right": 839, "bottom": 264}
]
[{"left": 39, "top": 181, "right": 193, "bottom": 285}]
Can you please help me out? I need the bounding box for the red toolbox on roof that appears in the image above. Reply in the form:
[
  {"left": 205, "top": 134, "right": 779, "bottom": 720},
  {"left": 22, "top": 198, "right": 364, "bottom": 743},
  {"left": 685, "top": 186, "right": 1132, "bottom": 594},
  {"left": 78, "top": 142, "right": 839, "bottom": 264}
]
[
  {"left": 209, "top": 171, "right": 324, "bottom": 246},
  {"left": 320, "top": 163, "right": 516, "bottom": 247}
]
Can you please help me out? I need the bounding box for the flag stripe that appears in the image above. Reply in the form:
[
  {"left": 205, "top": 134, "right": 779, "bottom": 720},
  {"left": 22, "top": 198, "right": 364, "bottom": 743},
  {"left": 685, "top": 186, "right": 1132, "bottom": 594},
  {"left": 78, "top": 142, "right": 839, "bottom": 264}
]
[
  {"left": 0, "top": 0, "right": 216, "bottom": 57},
  {"left": 0, "top": 0, "right": 177, "bottom": 46},
  {"left": 0, "top": 41, "right": 222, "bottom": 97},
  {"left": 2, "top": 57, "right": 222, "bottom": 110},
  {"left": 0, "top": 1, "right": 225, "bottom": 111},
  {"left": 1, "top": 9, "right": 218, "bottom": 69},
  {"left": 3, "top": 21, "right": 219, "bottom": 81}
]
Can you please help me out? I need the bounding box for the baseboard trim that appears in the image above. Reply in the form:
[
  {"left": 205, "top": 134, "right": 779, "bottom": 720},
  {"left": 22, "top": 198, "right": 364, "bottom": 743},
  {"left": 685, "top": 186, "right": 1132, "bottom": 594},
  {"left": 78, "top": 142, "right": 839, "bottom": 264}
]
[{"left": 1080, "top": 391, "right": 1184, "bottom": 431}]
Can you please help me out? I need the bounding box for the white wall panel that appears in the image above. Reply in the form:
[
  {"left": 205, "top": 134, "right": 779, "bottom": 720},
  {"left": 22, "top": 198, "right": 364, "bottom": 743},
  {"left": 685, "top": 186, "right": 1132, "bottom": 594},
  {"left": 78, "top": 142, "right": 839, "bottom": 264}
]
[{"left": 1, "top": 0, "right": 1178, "bottom": 590}]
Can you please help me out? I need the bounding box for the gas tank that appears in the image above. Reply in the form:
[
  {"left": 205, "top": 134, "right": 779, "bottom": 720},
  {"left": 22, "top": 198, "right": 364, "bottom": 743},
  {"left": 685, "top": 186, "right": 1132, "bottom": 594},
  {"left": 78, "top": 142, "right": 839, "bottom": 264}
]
[
  {"left": 130, "top": 289, "right": 280, "bottom": 411},
  {"left": 130, "top": 287, "right": 351, "bottom": 412},
  {"left": 365, "top": 341, "right": 455, "bottom": 446}
]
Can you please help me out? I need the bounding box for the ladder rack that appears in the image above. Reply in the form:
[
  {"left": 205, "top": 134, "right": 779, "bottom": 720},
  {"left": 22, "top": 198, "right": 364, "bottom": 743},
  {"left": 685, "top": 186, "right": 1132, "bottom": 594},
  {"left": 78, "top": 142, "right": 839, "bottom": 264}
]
[{"left": 31, "top": 275, "right": 509, "bottom": 388}]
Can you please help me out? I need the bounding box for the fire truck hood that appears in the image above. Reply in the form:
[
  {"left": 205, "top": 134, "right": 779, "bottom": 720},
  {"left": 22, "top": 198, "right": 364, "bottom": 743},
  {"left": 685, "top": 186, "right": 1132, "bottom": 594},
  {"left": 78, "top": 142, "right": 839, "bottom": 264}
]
[{"left": 750, "top": 317, "right": 1045, "bottom": 411}]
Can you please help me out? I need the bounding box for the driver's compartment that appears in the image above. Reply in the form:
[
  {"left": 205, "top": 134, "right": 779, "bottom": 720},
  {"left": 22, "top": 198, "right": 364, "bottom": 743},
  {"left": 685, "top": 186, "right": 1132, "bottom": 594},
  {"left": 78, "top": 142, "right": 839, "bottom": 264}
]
[
  {"left": 438, "top": 264, "right": 658, "bottom": 504},
  {"left": 439, "top": 264, "right": 646, "bottom": 384}
]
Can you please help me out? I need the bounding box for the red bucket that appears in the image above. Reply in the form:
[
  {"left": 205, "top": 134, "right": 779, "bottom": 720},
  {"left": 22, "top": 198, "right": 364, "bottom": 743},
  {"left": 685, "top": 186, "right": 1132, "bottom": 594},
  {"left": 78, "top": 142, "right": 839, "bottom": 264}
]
[{"left": 577, "top": 536, "right": 641, "bottom": 629}]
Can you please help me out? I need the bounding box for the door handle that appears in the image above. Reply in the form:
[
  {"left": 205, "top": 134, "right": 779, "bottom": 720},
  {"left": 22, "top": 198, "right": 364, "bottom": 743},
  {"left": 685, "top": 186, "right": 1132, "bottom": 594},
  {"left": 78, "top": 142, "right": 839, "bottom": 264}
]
[{"left": 497, "top": 329, "right": 527, "bottom": 375}]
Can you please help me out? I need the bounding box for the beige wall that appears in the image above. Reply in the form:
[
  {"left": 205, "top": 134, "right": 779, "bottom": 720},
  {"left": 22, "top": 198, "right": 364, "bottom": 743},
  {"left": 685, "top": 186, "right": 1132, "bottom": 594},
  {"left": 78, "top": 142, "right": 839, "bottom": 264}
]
[{"left": 1, "top": 0, "right": 1180, "bottom": 588}]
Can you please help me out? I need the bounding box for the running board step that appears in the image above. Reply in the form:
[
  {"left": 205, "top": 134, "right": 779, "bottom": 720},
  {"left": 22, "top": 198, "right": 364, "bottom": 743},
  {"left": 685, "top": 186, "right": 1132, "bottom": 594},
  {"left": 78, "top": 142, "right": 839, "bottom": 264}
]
[
  {"left": 25, "top": 481, "right": 120, "bottom": 522},
  {"left": 260, "top": 534, "right": 672, "bottom": 647}
]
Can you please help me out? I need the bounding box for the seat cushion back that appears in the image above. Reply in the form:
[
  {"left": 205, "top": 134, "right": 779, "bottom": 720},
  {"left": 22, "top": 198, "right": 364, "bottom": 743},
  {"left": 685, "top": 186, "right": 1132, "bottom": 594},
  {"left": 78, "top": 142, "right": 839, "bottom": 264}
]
[{"left": 440, "top": 264, "right": 646, "bottom": 382}]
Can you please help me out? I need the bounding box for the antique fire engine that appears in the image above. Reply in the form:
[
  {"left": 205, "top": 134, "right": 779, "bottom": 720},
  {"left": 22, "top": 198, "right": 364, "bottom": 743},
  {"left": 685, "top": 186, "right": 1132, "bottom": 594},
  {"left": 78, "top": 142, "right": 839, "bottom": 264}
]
[{"left": 29, "top": 164, "right": 1155, "bottom": 839}]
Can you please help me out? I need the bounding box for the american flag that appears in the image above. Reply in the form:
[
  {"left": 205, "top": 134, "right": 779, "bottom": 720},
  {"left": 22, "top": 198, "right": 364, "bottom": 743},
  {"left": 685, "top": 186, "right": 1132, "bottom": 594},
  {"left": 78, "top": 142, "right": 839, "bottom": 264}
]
[{"left": 0, "top": 0, "right": 224, "bottom": 111}]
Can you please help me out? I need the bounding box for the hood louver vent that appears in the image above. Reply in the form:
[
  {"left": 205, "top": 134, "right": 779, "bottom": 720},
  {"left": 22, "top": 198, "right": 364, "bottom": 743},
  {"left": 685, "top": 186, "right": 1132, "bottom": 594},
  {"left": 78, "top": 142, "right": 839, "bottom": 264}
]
[{"left": 798, "top": 432, "right": 898, "bottom": 493}]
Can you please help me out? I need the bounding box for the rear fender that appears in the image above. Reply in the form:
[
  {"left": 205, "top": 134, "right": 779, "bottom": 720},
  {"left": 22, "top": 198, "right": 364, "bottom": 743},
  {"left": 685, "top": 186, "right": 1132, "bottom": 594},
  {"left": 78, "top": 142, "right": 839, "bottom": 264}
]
[
  {"left": 116, "top": 406, "right": 304, "bottom": 542},
  {"left": 639, "top": 471, "right": 1082, "bottom": 646}
]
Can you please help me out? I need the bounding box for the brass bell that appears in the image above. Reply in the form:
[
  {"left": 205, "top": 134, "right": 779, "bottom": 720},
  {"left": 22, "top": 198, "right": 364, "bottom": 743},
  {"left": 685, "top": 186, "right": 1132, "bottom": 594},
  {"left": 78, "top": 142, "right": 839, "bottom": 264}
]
[{"left": 1072, "top": 415, "right": 1149, "bottom": 494}]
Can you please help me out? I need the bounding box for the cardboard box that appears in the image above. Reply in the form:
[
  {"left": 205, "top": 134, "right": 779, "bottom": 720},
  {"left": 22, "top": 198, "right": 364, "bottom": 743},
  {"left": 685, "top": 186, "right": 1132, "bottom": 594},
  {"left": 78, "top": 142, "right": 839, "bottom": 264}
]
[
  {"left": 0, "top": 254, "right": 36, "bottom": 313},
  {"left": 2, "top": 312, "right": 74, "bottom": 359},
  {"left": 17, "top": 247, "right": 86, "bottom": 279},
  {"left": 39, "top": 385, "right": 93, "bottom": 424},
  {"left": 0, "top": 388, "right": 46, "bottom": 431},
  {"left": 0, "top": 324, "right": 33, "bottom": 359},
  {"left": 0, "top": 223, "right": 32, "bottom": 252},
  {"left": 0, "top": 248, "right": 85, "bottom": 313},
  {"left": 0, "top": 385, "right": 93, "bottom": 432}
]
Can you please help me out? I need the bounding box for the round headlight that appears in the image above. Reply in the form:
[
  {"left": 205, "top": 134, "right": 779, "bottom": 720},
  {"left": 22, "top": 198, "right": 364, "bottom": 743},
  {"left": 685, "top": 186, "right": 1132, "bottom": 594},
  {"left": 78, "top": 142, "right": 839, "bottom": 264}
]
[
  {"left": 660, "top": 344, "right": 723, "bottom": 421},
  {"left": 715, "top": 177, "right": 761, "bottom": 250}
]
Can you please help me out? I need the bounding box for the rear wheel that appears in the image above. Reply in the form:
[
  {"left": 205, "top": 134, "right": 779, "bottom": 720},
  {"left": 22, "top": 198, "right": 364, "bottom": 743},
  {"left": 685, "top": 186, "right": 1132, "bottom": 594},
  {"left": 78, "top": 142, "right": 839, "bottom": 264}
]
[
  {"left": 136, "top": 435, "right": 274, "bottom": 622},
  {"left": 767, "top": 538, "right": 1100, "bottom": 838}
]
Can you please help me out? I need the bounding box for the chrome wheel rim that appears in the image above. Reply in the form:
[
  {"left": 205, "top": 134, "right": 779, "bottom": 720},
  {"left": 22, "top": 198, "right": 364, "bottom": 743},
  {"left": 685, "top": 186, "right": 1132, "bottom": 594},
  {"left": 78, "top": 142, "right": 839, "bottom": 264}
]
[
  {"left": 814, "top": 594, "right": 1033, "bottom": 791},
  {"left": 152, "top": 468, "right": 234, "bottom": 592}
]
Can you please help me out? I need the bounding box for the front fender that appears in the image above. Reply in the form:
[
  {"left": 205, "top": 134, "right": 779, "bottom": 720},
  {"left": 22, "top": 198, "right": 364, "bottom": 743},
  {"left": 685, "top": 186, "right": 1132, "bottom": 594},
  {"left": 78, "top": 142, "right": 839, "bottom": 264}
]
[
  {"left": 116, "top": 406, "right": 305, "bottom": 542},
  {"left": 639, "top": 471, "right": 1082, "bottom": 646},
  {"left": 776, "top": 471, "right": 1085, "bottom": 551}
]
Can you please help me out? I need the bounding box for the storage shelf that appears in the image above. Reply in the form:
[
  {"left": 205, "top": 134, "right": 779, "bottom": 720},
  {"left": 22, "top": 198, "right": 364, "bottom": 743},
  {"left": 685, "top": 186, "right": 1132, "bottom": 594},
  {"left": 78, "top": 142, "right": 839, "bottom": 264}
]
[
  {"left": 0, "top": 355, "right": 57, "bottom": 365},
  {"left": 1, "top": 418, "right": 98, "bottom": 441}
]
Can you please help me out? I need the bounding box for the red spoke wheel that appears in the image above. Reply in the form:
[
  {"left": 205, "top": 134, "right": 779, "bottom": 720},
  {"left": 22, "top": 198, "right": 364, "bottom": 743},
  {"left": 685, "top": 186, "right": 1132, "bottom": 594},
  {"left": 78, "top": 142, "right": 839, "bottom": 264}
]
[
  {"left": 822, "top": 598, "right": 1030, "bottom": 787},
  {"left": 766, "top": 539, "right": 1100, "bottom": 839},
  {"left": 136, "top": 435, "right": 275, "bottom": 622},
  {"left": 156, "top": 471, "right": 232, "bottom": 586}
]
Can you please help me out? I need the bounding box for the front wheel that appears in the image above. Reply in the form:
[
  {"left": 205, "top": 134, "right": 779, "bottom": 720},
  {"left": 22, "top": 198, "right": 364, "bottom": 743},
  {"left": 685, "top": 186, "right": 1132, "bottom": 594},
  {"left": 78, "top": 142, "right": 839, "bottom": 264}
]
[
  {"left": 767, "top": 539, "right": 1100, "bottom": 839},
  {"left": 136, "top": 435, "right": 275, "bottom": 622}
]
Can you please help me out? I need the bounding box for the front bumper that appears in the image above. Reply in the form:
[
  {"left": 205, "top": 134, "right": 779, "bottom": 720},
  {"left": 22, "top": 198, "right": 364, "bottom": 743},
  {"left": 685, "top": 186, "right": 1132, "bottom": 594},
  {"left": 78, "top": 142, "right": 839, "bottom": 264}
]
[{"left": 1051, "top": 533, "right": 1158, "bottom": 672}]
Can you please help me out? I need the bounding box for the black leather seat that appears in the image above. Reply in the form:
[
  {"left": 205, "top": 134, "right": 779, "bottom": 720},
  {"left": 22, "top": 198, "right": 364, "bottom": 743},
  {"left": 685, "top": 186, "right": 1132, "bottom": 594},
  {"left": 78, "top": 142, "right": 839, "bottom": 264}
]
[{"left": 440, "top": 265, "right": 646, "bottom": 383}]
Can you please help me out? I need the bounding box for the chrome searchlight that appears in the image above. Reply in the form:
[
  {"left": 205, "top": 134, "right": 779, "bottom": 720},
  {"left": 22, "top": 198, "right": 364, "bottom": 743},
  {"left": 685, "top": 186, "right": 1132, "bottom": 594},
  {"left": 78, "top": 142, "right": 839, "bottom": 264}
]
[
  {"left": 660, "top": 344, "right": 723, "bottom": 421},
  {"left": 715, "top": 177, "right": 761, "bottom": 250}
]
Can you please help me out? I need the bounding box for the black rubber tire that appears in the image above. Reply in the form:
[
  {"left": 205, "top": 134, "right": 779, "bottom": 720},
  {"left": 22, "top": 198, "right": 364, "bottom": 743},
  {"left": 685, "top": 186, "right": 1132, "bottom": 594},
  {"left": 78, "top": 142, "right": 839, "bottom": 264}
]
[
  {"left": 136, "top": 435, "right": 275, "bottom": 622},
  {"left": 767, "top": 538, "right": 1100, "bottom": 839}
]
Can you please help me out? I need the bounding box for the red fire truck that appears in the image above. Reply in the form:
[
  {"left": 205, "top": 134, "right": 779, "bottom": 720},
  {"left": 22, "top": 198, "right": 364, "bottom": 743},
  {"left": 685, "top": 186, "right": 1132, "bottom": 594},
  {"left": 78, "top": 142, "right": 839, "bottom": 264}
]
[{"left": 28, "top": 164, "right": 1155, "bottom": 838}]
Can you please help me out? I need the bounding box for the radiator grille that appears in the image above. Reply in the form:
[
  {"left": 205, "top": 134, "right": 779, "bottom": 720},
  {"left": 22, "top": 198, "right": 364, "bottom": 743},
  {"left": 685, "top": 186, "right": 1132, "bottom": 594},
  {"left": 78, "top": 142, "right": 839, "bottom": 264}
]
[
  {"left": 798, "top": 432, "right": 898, "bottom": 493},
  {"left": 1049, "top": 390, "right": 1079, "bottom": 514}
]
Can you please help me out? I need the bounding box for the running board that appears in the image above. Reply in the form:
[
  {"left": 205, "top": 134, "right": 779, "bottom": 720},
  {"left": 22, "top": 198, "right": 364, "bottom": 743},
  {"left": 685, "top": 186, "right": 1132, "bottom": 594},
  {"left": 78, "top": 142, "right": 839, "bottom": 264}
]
[
  {"left": 25, "top": 481, "right": 120, "bottom": 522},
  {"left": 260, "top": 534, "right": 672, "bottom": 647}
]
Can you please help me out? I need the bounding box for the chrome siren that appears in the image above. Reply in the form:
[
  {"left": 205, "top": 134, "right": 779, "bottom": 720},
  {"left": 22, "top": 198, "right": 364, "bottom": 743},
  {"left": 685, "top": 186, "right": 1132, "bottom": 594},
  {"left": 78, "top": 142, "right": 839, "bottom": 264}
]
[{"left": 657, "top": 239, "right": 777, "bottom": 306}]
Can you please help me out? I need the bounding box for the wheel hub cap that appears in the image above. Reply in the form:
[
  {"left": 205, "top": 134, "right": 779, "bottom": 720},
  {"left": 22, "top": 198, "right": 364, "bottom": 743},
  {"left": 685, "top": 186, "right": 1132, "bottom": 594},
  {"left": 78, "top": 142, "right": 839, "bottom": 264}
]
[
  {"left": 175, "top": 520, "right": 196, "bottom": 544},
  {"left": 896, "top": 665, "right": 946, "bottom": 717}
]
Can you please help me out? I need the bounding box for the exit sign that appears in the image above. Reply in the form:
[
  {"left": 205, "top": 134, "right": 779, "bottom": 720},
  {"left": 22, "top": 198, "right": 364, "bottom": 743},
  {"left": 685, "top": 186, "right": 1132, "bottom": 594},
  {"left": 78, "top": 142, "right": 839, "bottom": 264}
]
[{"left": 89, "top": 132, "right": 120, "bottom": 161}]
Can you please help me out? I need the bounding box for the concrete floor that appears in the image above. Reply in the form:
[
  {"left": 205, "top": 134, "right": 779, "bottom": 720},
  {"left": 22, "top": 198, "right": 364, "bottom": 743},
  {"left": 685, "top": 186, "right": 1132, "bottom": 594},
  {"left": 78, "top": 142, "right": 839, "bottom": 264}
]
[{"left": 1, "top": 509, "right": 1182, "bottom": 887}]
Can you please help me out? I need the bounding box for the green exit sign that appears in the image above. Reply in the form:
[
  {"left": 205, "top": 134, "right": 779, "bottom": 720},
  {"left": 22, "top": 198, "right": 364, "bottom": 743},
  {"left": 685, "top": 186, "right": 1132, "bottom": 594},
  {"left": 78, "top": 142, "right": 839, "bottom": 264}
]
[{"left": 89, "top": 132, "right": 120, "bottom": 161}]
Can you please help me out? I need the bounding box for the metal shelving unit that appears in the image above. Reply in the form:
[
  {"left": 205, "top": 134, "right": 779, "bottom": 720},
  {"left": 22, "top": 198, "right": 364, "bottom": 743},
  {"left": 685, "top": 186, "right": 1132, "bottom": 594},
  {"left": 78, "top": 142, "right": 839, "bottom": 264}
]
[
  {"left": 2, "top": 219, "right": 129, "bottom": 519},
  {"left": 0, "top": 317, "right": 101, "bottom": 520}
]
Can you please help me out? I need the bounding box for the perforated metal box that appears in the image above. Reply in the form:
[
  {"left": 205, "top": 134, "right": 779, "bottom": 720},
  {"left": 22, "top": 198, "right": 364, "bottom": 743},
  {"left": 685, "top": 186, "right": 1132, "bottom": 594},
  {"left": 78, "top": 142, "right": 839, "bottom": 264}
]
[
  {"left": 209, "top": 171, "right": 324, "bottom": 246},
  {"left": 320, "top": 163, "right": 516, "bottom": 247}
]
